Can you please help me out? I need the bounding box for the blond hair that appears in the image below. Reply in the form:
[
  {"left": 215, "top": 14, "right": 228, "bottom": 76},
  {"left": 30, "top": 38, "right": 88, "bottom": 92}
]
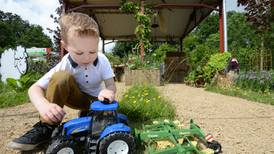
[{"left": 59, "top": 12, "right": 99, "bottom": 42}]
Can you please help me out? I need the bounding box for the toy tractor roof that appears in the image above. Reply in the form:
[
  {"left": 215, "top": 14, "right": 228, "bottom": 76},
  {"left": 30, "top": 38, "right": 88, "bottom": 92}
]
[{"left": 62, "top": 0, "right": 220, "bottom": 42}]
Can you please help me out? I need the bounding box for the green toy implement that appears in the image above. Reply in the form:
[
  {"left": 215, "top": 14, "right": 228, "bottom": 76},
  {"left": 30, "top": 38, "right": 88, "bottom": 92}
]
[{"left": 135, "top": 119, "right": 222, "bottom": 154}]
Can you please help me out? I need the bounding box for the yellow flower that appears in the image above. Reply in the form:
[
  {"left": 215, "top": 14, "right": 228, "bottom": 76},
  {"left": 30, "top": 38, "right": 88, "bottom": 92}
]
[
  {"left": 144, "top": 99, "right": 150, "bottom": 104},
  {"left": 158, "top": 96, "right": 161, "bottom": 99},
  {"left": 133, "top": 100, "right": 137, "bottom": 104}
]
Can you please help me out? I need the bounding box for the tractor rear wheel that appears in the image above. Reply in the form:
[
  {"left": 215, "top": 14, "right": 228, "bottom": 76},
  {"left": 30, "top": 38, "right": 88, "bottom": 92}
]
[{"left": 99, "top": 133, "right": 135, "bottom": 154}]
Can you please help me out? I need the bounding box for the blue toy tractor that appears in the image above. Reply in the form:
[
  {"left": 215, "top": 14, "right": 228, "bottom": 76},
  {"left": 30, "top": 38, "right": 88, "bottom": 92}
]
[{"left": 45, "top": 100, "right": 135, "bottom": 154}]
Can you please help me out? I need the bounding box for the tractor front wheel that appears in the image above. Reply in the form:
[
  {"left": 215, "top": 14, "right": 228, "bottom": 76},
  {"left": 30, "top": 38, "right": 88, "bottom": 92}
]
[
  {"left": 46, "top": 138, "right": 80, "bottom": 154},
  {"left": 99, "top": 133, "right": 135, "bottom": 154}
]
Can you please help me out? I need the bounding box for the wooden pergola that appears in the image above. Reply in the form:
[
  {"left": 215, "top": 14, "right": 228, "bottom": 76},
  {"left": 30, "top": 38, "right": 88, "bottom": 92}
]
[{"left": 61, "top": 0, "right": 225, "bottom": 55}]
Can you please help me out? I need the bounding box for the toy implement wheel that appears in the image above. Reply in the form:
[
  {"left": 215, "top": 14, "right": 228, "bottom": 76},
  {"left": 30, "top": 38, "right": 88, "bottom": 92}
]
[
  {"left": 46, "top": 138, "right": 79, "bottom": 154},
  {"left": 207, "top": 140, "right": 222, "bottom": 154},
  {"left": 99, "top": 133, "right": 135, "bottom": 154}
]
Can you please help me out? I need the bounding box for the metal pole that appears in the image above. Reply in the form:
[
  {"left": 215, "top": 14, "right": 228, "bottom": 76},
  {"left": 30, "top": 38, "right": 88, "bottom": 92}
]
[{"left": 223, "top": 0, "right": 228, "bottom": 52}]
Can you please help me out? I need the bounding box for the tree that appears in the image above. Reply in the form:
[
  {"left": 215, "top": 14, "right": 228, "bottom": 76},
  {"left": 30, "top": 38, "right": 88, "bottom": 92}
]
[
  {"left": 227, "top": 12, "right": 259, "bottom": 50},
  {"left": 237, "top": 0, "right": 272, "bottom": 32},
  {"left": 184, "top": 11, "right": 273, "bottom": 71},
  {"left": 0, "top": 10, "right": 52, "bottom": 53},
  {"left": 192, "top": 12, "right": 220, "bottom": 44},
  {"left": 112, "top": 41, "right": 138, "bottom": 58},
  {"left": 0, "top": 11, "right": 28, "bottom": 49},
  {"left": 237, "top": 0, "right": 272, "bottom": 70},
  {"left": 19, "top": 25, "right": 52, "bottom": 48}
]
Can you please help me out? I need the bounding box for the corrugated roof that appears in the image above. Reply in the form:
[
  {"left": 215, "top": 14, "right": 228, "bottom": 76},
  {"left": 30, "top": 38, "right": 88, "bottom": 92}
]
[{"left": 63, "top": 0, "right": 221, "bottom": 41}]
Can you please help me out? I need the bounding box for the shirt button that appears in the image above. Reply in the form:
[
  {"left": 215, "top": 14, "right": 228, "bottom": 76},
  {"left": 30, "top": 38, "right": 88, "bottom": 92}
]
[
  {"left": 85, "top": 75, "right": 88, "bottom": 77},
  {"left": 86, "top": 81, "right": 88, "bottom": 83},
  {"left": 85, "top": 67, "right": 87, "bottom": 70}
]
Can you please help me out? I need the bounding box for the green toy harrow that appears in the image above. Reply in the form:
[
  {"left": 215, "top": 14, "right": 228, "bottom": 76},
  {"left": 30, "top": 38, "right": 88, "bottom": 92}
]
[{"left": 135, "top": 119, "right": 222, "bottom": 154}]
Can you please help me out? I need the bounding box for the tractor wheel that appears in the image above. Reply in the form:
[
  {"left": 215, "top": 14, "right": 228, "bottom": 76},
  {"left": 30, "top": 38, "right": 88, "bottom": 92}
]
[
  {"left": 207, "top": 140, "right": 222, "bottom": 154},
  {"left": 20, "top": 142, "right": 49, "bottom": 154},
  {"left": 99, "top": 132, "right": 135, "bottom": 154},
  {"left": 46, "top": 138, "right": 80, "bottom": 154}
]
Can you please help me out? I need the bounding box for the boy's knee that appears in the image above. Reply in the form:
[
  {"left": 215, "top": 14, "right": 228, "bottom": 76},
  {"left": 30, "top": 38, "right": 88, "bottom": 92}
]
[{"left": 51, "top": 71, "right": 73, "bottom": 86}]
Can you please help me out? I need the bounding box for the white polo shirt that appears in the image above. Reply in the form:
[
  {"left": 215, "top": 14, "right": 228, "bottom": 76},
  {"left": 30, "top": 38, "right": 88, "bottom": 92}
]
[{"left": 36, "top": 52, "right": 115, "bottom": 97}]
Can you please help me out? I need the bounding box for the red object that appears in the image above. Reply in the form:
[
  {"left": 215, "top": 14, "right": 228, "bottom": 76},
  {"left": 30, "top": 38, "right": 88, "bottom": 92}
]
[{"left": 205, "top": 134, "right": 214, "bottom": 142}]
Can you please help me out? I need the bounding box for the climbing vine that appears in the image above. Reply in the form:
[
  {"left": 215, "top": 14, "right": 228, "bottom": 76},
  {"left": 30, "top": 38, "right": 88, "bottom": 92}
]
[{"left": 120, "top": 0, "right": 156, "bottom": 52}]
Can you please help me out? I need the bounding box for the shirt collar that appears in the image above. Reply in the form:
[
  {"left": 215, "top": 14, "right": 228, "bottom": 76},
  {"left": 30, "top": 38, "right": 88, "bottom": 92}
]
[{"left": 68, "top": 54, "right": 98, "bottom": 68}]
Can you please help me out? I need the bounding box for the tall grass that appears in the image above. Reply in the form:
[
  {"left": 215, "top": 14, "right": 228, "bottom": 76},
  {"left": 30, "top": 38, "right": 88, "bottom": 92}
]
[
  {"left": 207, "top": 70, "right": 274, "bottom": 105},
  {"left": 118, "top": 84, "right": 175, "bottom": 123},
  {"left": 206, "top": 85, "right": 274, "bottom": 105}
]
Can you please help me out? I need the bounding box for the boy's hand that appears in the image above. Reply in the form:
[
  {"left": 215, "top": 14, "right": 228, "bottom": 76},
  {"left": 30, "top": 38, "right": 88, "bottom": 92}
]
[
  {"left": 98, "top": 89, "right": 115, "bottom": 102},
  {"left": 38, "top": 103, "right": 66, "bottom": 124}
]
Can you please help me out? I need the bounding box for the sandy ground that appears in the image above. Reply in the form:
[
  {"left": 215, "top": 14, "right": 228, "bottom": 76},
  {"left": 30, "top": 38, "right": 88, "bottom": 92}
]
[{"left": 1, "top": 82, "right": 274, "bottom": 154}]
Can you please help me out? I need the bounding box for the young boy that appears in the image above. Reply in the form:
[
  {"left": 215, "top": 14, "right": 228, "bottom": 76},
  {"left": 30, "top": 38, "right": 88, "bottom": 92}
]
[{"left": 8, "top": 12, "right": 116, "bottom": 151}]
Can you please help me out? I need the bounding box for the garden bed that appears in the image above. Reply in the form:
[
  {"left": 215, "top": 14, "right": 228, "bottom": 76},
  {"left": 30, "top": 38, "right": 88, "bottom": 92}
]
[{"left": 124, "top": 68, "right": 162, "bottom": 86}]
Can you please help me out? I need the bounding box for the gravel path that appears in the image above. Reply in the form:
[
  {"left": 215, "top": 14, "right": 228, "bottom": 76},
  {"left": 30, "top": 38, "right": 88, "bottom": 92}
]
[{"left": 1, "top": 83, "right": 274, "bottom": 153}]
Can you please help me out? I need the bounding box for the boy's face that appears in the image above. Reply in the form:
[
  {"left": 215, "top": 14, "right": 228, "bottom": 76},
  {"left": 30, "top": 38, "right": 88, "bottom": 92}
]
[{"left": 63, "top": 31, "right": 99, "bottom": 66}]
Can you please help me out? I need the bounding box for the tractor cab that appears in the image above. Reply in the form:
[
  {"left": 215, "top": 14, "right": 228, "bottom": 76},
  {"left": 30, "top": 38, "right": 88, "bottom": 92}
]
[{"left": 90, "top": 100, "right": 119, "bottom": 136}]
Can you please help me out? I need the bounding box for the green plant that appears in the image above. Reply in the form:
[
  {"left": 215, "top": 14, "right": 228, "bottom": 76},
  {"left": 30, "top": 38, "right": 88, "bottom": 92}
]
[
  {"left": 235, "top": 71, "right": 274, "bottom": 92},
  {"left": 206, "top": 85, "right": 274, "bottom": 105},
  {"left": 126, "top": 43, "right": 178, "bottom": 70},
  {"left": 118, "top": 84, "right": 175, "bottom": 123},
  {"left": 6, "top": 72, "right": 42, "bottom": 91},
  {"left": 0, "top": 89, "right": 28, "bottom": 108},
  {"left": 105, "top": 52, "right": 123, "bottom": 66},
  {"left": 185, "top": 52, "right": 231, "bottom": 86},
  {"left": 120, "top": 0, "right": 155, "bottom": 52},
  {"left": 126, "top": 54, "right": 144, "bottom": 70},
  {"left": 184, "top": 66, "right": 204, "bottom": 86},
  {"left": 151, "top": 43, "right": 177, "bottom": 64},
  {"left": 0, "top": 80, "right": 29, "bottom": 108},
  {"left": 203, "top": 52, "right": 231, "bottom": 83}
]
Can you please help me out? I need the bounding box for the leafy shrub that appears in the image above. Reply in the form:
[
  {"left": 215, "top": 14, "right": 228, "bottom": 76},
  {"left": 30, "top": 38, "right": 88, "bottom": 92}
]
[
  {"left": 203, "top": 52, "right": 231, "bottom": 83},
  {"left": 185, "top": 52, "right": 231, "bottom": 86},
  {"left": 6, "top": 72, "right": 42, "bottom": 91},
  {"left": 118, "top": 84, "right": 175, "bottom": 122}
]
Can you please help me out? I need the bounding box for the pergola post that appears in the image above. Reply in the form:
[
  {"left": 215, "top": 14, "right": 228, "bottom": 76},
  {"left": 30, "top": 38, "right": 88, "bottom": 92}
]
[{"left": 219, "top": 0, "right": 224, "bottom": 53}]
